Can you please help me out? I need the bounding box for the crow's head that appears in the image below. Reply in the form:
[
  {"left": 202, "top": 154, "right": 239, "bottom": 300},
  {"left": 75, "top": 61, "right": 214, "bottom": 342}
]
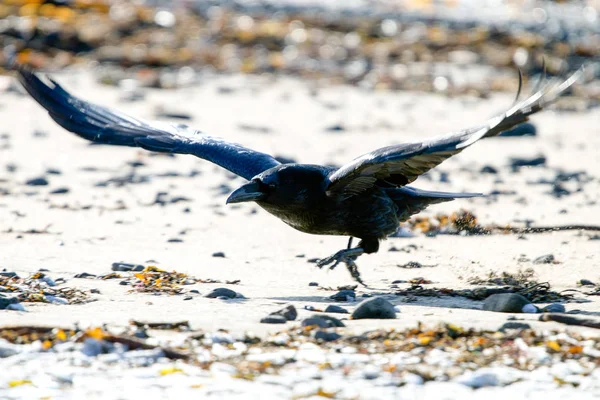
[{"left": 226, "top": 164, "right": 327, "bottom": 207}]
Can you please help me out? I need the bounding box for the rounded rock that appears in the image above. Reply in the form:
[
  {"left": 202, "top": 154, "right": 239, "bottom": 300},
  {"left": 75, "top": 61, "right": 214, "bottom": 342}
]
[
  {"left": 351, "top": 297, "right": 397, "bottom": 319},
  {"left": 483, "top": 293, "right": 532, "bottom": 313},
  {"left": 205, "top": 288, "right": 237, "bottom": 299}
]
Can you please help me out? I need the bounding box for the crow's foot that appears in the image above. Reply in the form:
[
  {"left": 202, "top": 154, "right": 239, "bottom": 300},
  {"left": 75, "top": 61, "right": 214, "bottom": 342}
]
[{"left": 317, "top": 247, "right": 367, "bottom": 286}]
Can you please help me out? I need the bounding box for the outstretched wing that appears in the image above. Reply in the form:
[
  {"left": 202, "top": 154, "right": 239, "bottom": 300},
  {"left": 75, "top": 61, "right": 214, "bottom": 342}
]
[
  {"left": 325, "top": 69, "right": 583, "bottom": 198},
  {"left": 17, "top": 68, "right": 281, "bottom": 181}
]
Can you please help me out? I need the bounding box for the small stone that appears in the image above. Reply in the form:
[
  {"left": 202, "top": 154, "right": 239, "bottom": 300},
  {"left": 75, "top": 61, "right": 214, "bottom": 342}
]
[
  {"left": 308, "top": 282, "right": 319, "bottom": 286},
  {"left": 212, "top": 252, "right": 226, "bottom": 258},
  {"left": 189, "top": 290, "right": 200, "bottom": 294},
  {"left": 499, "top": 322, "right": 532, "bottom": 332},
  {"left": 0, "top": 272, "right": 18, "bottom": 278},
  {"left": 112, "top": 262, "right": 145, "bottom": 272},
  {"left": 205, "top": 288, "right": 237, "bottom": 299},
  {"left": 329, "top": 289, "right": 356, "bottom": 302},
  {"left": 499, "top": 122, "right": 537, "bottom": 137},
  {"left": 270, "top": 305, "right": 297, "bottom": 321},
  {"left": 167, "top": 238, "right": 183, "bottom": 243},
  {"left": 74, "top": 272, "right": 96, "bottom": 279},
  {"left": 483, "top": 293, "right": 532, "bottom": 313},
  {"left": 90, "top": 288, "right": 101, "bottom": 294},
  {"left": 119, "top": 280, "right": 130, "bottom": 286},
  {"left": 183, "top": 296, "right": 193, "bottom": 301},
  {"left": 324, "top": 305, "right": 349, "bottom": 314},
  {"left": 301, "top": 317, "right": 330, "bottom": 328},
  {"left": 318, "top": 315, "right": 345, "bottom": 327},
  {"left": 578, "top": 279, "right": 595, "bottom": 286},
  {"left": 50, "top": 187, "right": 70, "bottom": 195},
  {"left": 314, "top": 330, "right": 342, "bottom": 342},
  {"left": 0, "top": 296, "right": 19, "bottom": 310},
  {"left": 351, "top": 297, "right": 397, "bottom": 319},
  {"left": 260, "top": 315, "right": 288, "bottom": 324},
  {"left": 480, "top": 165, "right": 498, "bottom": 174},
  {"left": 25, "top": 177, "right": 49, "bottom": 186},
  {"left": 533, "top": 254, "right": 555, "bottom": 264},
  {"left": 542, "top": 303, "right": 566, "bottom": 313}
]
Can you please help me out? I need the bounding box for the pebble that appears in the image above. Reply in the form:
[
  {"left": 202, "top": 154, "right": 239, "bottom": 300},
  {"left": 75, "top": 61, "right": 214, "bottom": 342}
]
[
  {"left": 324, "top": 305, "right": 349, "bottom": 314},
  {"left": 50, "top": 187, "right": 70, "bottom": 194},
  {"left": 533, "top": 254, "right": 555, "bottom": 264},
  {"left": 212, "top": 252, "right": 226, "bottom": 258},
  {"left": 351, "top": 297, "right": 396, "bottom": 320},
  {"left": 0, "top": 296, "right": 19, "bottom": 310},
  {"left": 25, "top": 177, "right": 49, "bottom": 186},
  {"left": 542, "top": 303, "right": 566, "bottom": 313},
  {"left": 499, "top": 322, "right": 532, "bottom": 332},
  {"left": 329, "top": 290, "right": 356, "bottom": 302},
  {"left": 269, "top": 305, "right": 297, "bottom": 321},
  {"left": 308, "top": 282, "right": 319, "bottom": 286},
  {"left": 302, "top": 315, "right": 345, "bottom": 328},
  {"left": 111, "top": 262, "right": 145, "bottom": 272},
  {"left": 260, "top": 315, "right": 288, "bottom": 324},
  {"left": 483, "top": 293, "right": 533, "bottom": 313},
  {"left": 498, "top": 122, "right": 537, "bottom": 137},
  {"left": 578, "top": 279, "right": 595, "bottom": 286},
  {"left": 74, "top": 272, "right": 96, "bottom": 279},
  {"left": 205, "top": 288, "right": 237, "bottom": 299},
  {"left": 314, "top": 330, "right": 342, "bottom": 342}
]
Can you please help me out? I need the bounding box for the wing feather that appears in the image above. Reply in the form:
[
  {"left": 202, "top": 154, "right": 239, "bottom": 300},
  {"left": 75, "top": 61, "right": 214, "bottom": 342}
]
[
  {"left": 326, "top": 68, "right": 583, "bottom": 198},
  {"left": 17, "top": 68, "right": 281, "bottom": 181}
]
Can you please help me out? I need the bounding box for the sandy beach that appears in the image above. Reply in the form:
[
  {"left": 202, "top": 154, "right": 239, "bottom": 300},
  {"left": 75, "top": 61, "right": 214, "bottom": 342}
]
[{"left": 0, "top": 67, "right": 599, "bottom": 398}]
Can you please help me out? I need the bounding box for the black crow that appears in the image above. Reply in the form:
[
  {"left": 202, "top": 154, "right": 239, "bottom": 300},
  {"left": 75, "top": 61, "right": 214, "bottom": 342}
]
[{"left": 16, "top": 67, "right": 582, "bottom": 285}]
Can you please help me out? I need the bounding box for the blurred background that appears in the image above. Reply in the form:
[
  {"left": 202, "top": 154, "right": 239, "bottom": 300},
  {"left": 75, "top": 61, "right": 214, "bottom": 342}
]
[{"left": 0, "top": 0, "right": 598, "bottom": 103}]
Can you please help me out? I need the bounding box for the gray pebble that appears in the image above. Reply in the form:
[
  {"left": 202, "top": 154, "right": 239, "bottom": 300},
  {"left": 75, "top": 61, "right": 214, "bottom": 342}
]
[
  {"left": 260, "top": 315, "right": 288, "bottom": 324},
  {"left": 314, "top": 330, "right": 342, "bottom": 342},
  {"left": 112, "top": 262, "right": 145, "bottom": 272},
  {"left": 26, "top": 177, "right": 49, "bottom": 186},
  {"left": 542, "top": 303, "right": 566, "bottom": 313},
  {"left": 205, "top": 288, "right": 237, "bottom": 299},
  {"left": 212, "top": 252, "right": 226, "bottom": 258},
  {"left": 533, "top": 254, "right": 555, "bottom": 264},
  {"left": 74, "top": 272, "right": 96, "bottom": 279},
  {"left": 308, "top": 282, "right": 319, "bottom": 286},
  {"left": 483, "top": 293, "right": 532, "bottom": 313},
  {"left": 302, "top": 317, "right": 330, "bottom": 328},
  {"left": 499, "top": 322, "right": 531, "bottom": 332},
  {"left": 351, "top": 297, "right": 397, "bottom": 319},
  {"left": 329, "top": 289, "right": 356, "bottom": 302},
  {"left": 324, "top": 305, "right": 349, "bottom": 314},
  {"left": 50, "top": 187, "right": 70, "bottom": 195},
  {"left": 270, "top": 305, "right": 297, "bottom": 321}
]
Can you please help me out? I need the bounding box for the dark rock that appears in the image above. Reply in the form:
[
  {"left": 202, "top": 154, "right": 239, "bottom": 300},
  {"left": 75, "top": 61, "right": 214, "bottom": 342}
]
[
  {"left": 329, "top": 289, "right": 356, "bottom": 302},
  {"left": 260, "top": 315, "right": 288, "bottom": 324},
  {"left": 509, "top": 156, "right": 546, "bottom": 171},
  {"left": 0, "top": 272, "right": 18, "bottom": 278},
  {"left": 480, "top": 165, "right": 498, "bottom": 174},
  {"left": 325, "top": 124, "right": 345, "bottom": 132},
  {"left": 302, "top": 317, "right": 330, "bottom": 328},
  {"left": 205, "top": 288, "right": 237, "bottom": 299},
  {"left": 167, "top": 238, "right": 184, "bottom": 243},
  {"left": 483, "top": 293, "right": 534, "bottom": 313},
  {"left": 133, "top": 328, "right": 149, "bottom": 339},
  {"left": 183, "top": 296, "right": 193, "bottom": 301},
  {"left": 212, "top": 252, "right": 226, "bottom": 258},
  {"left": 314, "top": 330, "right": 342, "bottom": 342},
  {"left": 25, "top": 177, "right": 49, "bottom": 186},
  {"left": 270, "top": 305, "right": 297, "bottom": 321},
  {"left": 498, "top": 122, "right": 537, "bottom": 137},
  {"left": 0, "top": 296, "right": 19, "bottom": 310},
  {"left": 533, "top": 254, "right": 555, "bottom": 264},
  {"left": 578, "top": 279, "right": 595, "bottom": 286},
  {"left": 50, "top": 187, "right": 70, "bottom": 195},
  {"left": 74, "top": 272, "right": 96, "bottom": 279},
  {"left": 112, "top": 262, "right": 145, "bottom": 272},
  {"left": 542, "top": 303, "right": 566, "bottom": 313},
  {"left": 308, "top": 282, "right": 319, "bottom": 286},
  {"left": 318, "top": 315, "right": 345, "bottom": 327},
  {"left": 548, "top": 184, "right": 570, "bottom": 198},
  {"left": 119, "top": 280, "right": 130, "bottom": 285},
  {"left": 189, "top": 289, "right": 200, "bottom": 294},
  {"left": 499, "top": 322, "right": 532, "bottom": 332},
  {"left": 46, "top": 168, "right": 62, "bottom": 175},
  {"left": 90, "top": 288, "right": 101, "bottom": 294},
  {"left": 351, "top": 297, "right": 397, "bottom": 319},
  {"left": 324, "top": 305, "right": 349, "bottom": 314}
]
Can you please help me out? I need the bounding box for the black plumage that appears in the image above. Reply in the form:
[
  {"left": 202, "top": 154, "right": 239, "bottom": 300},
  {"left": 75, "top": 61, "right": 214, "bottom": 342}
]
[{"left": 16, "top": 67, "right": 582, "bottom": 285}]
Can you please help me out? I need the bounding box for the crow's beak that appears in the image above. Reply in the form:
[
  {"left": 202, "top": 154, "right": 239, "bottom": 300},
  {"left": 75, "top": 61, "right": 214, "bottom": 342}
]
[{"left": 226, "top": 181, "right": 266, "bottom": 204}]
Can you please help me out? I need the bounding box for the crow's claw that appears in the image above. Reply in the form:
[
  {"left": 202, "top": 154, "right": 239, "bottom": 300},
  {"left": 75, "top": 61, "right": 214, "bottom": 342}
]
[{"left": 317, "top": 247, "right": 367, "bottom": 286}]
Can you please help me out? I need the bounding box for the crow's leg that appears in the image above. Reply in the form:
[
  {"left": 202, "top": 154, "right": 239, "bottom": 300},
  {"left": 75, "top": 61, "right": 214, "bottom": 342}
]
[{"left": 317, "top": 238, "right": 379, "bottom": 286}]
